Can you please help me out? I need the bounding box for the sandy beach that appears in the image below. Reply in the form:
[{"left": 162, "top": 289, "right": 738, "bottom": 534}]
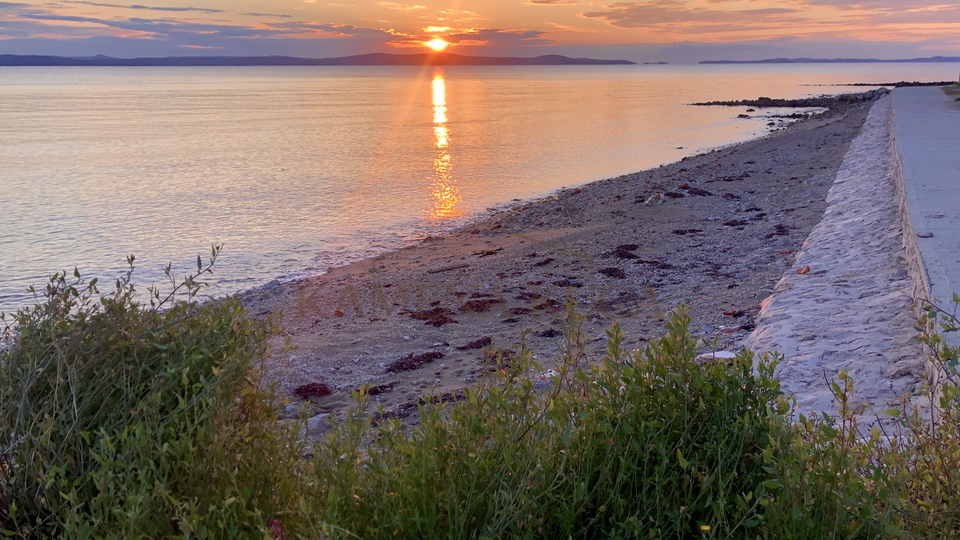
[{"left": 244, "top": 95, "right": 881, "bottom": 425}]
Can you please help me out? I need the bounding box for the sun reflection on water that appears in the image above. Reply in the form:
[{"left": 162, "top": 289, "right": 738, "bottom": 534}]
[{"left": 429, "top": 69, "right": 463, "bottom": 220}]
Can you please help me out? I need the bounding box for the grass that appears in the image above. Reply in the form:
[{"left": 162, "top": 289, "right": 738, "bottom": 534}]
[
  {"left": 941, "top": 83, "right": 960, "bottom": 100},
  {"left": 2, "top": 256, "right": 960, "bottom": 538}
]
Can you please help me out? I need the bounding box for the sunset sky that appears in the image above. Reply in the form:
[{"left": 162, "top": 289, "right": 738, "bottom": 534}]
[{"left": 1, "top": 0, "right": 959, "bottom": 62}]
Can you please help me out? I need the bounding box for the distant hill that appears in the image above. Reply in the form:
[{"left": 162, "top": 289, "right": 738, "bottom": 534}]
[
  {"left": 701, "top": 56, "right": 960, "bottom": 64},
  {"left": 0, "top": 53, "right": 634, "bottom": 67}
]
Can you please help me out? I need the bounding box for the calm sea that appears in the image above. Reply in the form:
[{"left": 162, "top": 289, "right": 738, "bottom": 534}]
[{"left": 0, "top": 63, "right": 955, "bottom": 312}]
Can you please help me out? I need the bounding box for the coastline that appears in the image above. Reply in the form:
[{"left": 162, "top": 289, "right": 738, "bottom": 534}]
[{"left": 244, "top": 94, "right": 884, "bottom": 426}]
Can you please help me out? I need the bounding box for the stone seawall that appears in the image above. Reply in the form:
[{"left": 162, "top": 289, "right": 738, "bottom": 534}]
[{"left": 745, "top": 95, "right": 926, "bottom": 420}]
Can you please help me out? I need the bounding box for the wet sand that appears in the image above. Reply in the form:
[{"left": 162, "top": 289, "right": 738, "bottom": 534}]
[{"left": 243, "top": 98, "right": 877, "bottom": 427}]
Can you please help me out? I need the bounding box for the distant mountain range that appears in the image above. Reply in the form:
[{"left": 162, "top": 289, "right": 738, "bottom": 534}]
[
  {"left": 701, "top": 56, "right": 960, "bottom": 64},
  {"left": 0, "top": 53, "right": 634, "bottom": 67}
]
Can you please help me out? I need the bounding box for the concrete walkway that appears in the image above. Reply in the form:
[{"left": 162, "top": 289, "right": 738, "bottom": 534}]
[{"left": 892, "top": 87, "right": 960, "bottom": 325}]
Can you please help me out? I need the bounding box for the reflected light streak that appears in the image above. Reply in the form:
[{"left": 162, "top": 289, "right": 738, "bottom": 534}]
[{"left": 429, "top": 69, "right": 463, "bottom": 220}]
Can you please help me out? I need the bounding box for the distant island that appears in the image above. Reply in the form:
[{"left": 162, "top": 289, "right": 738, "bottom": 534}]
[
  {"left": 701, "top": 56, "right": 960, "bottom": 64},
  {"left": 0, "top": 53, "right": 634, "bottom": 67}
]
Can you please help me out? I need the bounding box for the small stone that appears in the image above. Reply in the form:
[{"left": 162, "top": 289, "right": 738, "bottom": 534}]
[
  {"left": 917, "top": 231, "right": 933, "bottom": 238},
  {"left": 796, "top": 265, "right": 811, "bottom": 275},
  {"left": 411, "top": 254, "right": 422, "bottom": 260},
  {"left": 702, "top": 323, "right": 716, "bottom": 334},
  {"left": 306, "top": 414, "right": 331, "bottom": 437},
  {"left": 263, "top": 279, "right": 281, "bottom": 291}
]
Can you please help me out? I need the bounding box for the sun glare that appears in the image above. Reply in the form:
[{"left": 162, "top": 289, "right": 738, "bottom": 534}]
[{"left": 425, "top": 39, "right": 449, "bottom": 52}]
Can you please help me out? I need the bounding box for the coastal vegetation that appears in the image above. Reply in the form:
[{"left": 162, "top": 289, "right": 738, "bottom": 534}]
[
  {"left": 1, "top": 261, "right": 959, "bottom": 538},
  {"left": 941, "top": 83, "right": 960, "bottom": 100}
]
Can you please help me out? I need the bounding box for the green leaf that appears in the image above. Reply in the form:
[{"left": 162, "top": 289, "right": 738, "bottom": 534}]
[
  {"left": 885, "top": 408, "right": 900, "bottom": 417},
  {"left": 762, "top": 479, "right": 781, "bottom": 489},
  {"left": 197, "top": 255, "right": 202, "bottom": 272},
  {"left": 676, "top": 448, "right": 689, "bottom": 470},
  {"left": 73, "top": 266, "right": 80, "bottom": 278},
  {"left": 820, "top": 424, "right": 839, "bottom": 438}
]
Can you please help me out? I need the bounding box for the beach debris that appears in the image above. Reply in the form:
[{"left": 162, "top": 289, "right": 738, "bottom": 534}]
[
  {"left": 599, "top": 267, "right": 626, "bottom": 279},
  {"left": 636, "top": 259, "right": 676, "bottom": 270},
  {"left": 612, "top": 244, "right": 640, "bottom": 259},
  {"left": 680, "top": 183, "right": 713, "bottom": 196},
  {"left": 294, "top": 382, "right": 332, "bottom": 400},
  {"left": 385, "top": 351, "right": 444, "bottom": 373},
  {"left": 484, "top": 348, "right": 518, "bottom": 369},
  {"left": 723, "top": 310, "right": 745, "bottom": 317},
  {"left": 697, "top": 351, "right": 737, "bottom": 363},
  {"left": 427, "top": 263, "right": 470, "bottom": 274},
  {"left": 372, "top": 389, "right": 468, "bottom": 424},
  {"left": 364, "top": 382, "right": 397, "bottom": 396},
  {"left": 409, "top": 307, "right": 459, "bottom": 326},
  {"left": 534, "top": 299, "right": 564, "bottom": 312},
  {"left": 768, "top": 224, "right": 790, "bottom": 237},
  {"left": 644, "top": 193, "right": 665, "bottom": 205},
  {"left": 797, "top": 265, "right": 811, "bottom": 275},
  {"left": 462, "top": 298, "right": 503, "bottom": 313},
  {"left": 471, "top": 247, "right": 503, "bottom": 257},
  {"left": 551, "top": 278, "right": 583, "bottom": 288},
  {"left": 456, "top": 336, "right": 492, "bottom": 350}
]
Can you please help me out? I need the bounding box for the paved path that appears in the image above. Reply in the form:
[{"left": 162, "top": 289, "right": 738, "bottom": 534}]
[
  {"left": 892, "top": 87, "right": 960, "bottom": 327},
  {"left": 746, "top": 95, "right": 925, "bottom": 420}
]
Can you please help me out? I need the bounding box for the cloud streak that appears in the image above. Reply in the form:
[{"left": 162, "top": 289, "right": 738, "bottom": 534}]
[{"left": 62, "top": 1, "right": 223, "bottom": 14}]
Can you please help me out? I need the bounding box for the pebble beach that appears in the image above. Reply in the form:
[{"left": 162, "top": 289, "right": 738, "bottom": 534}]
[{"left": 243, "top": 91, "right": 926, "bottom": 433}]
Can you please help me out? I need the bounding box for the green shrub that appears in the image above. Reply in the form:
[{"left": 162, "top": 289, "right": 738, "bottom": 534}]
[
  {"left": 303, "top": 308, "right": 788, "bottom": 539},
  {"left": 5, "top": 248, "right": 960, "bottom": 539},
  {"left": 0, "top": 255, "right": 303, "bottom": 539}
]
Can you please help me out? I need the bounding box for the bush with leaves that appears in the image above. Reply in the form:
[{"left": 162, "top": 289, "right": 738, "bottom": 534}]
[
  {"left": 5, "top": 244, "right": 960, "bottom": 539},
  {"left": 0, "top": 250, "right": 304, "bottom": 539}
]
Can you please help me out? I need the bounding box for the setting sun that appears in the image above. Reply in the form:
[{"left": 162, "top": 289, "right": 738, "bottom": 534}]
[{"left": 425, "top": 39, "right": 449, "bottom": 52}]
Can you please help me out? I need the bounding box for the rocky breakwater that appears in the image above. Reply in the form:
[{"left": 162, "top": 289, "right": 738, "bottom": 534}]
[{"left": 692, "top": 88, "right": 890, "bottom": 109}]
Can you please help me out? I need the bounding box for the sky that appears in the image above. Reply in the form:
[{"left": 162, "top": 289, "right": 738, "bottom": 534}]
[{"left": 1, "top": 0, "right": 959, "bottom": 62}]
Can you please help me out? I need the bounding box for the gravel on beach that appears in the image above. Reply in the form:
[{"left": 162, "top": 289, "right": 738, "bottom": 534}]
[{"left": 244, "top": 93, "right": 892, "bottom": 429}]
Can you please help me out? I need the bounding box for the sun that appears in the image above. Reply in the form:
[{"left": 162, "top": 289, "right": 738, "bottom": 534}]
[{"left": 425, "top": 39, "right": 449, "bottom": 52}]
